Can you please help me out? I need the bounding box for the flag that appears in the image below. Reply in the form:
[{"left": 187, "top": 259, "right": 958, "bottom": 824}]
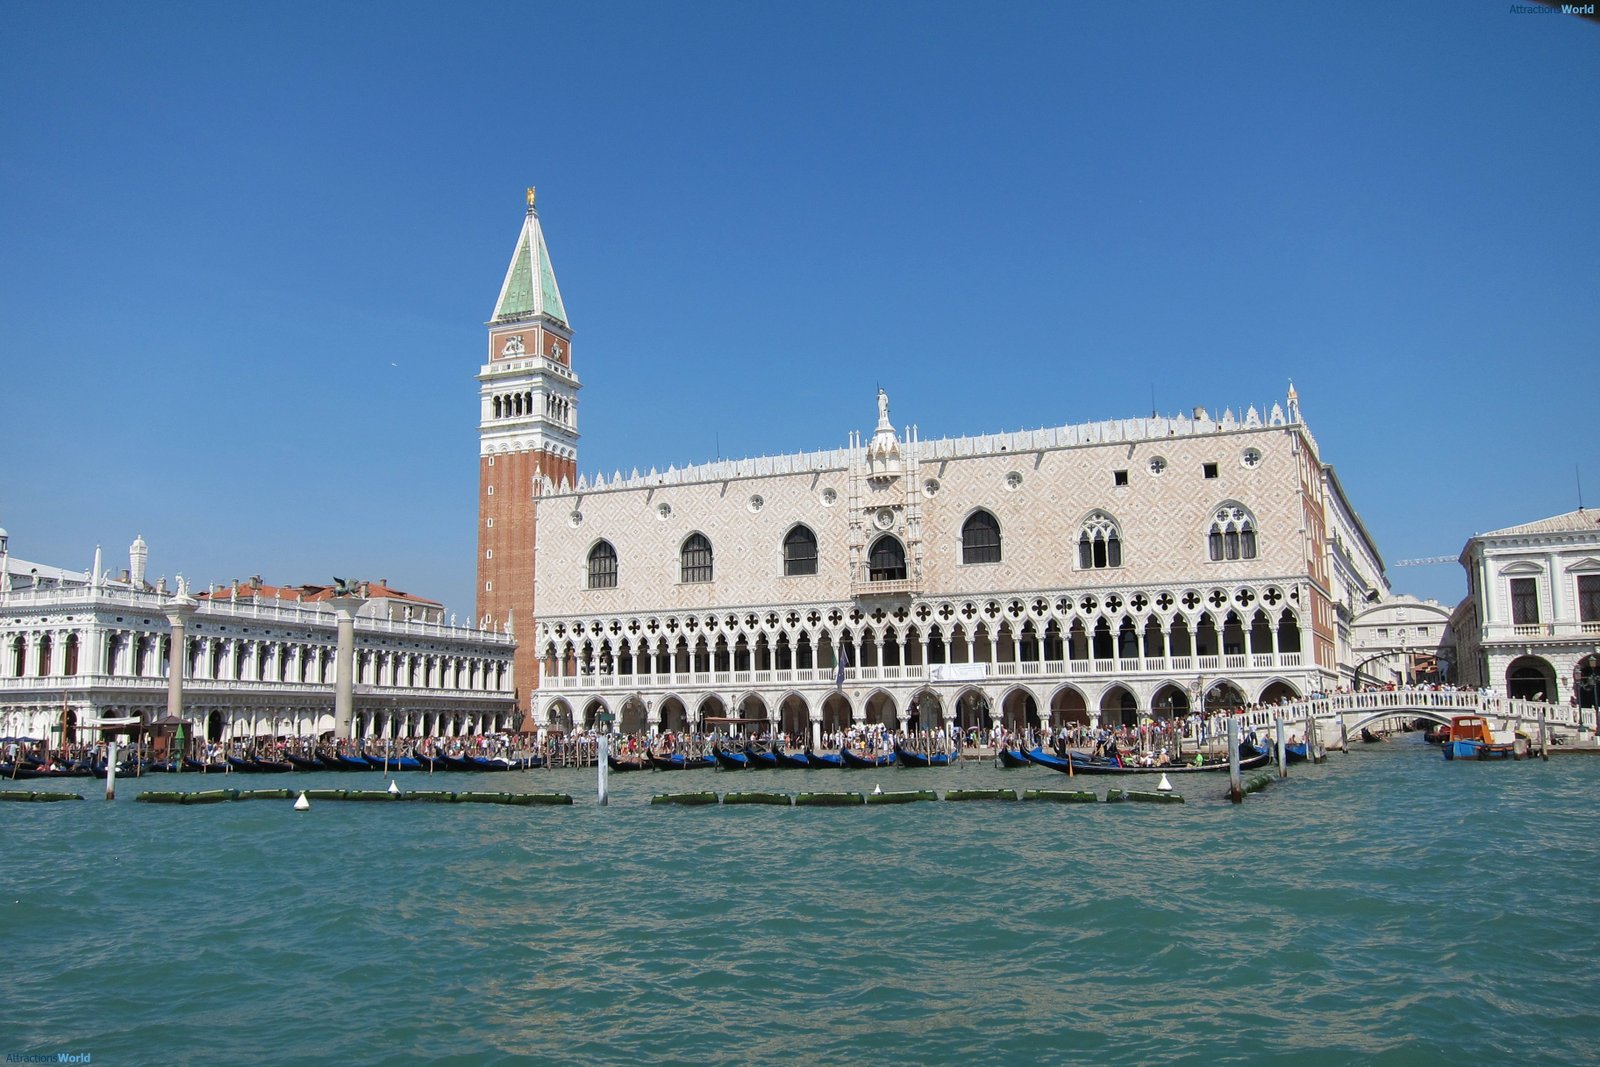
[{"left": 835, "top": 643, "right": 849, "bottom": 689}]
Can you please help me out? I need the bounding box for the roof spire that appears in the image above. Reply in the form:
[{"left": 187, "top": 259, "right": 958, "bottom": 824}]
[{"left": 492, "top": 187, "right": 567, "bottom": 326}]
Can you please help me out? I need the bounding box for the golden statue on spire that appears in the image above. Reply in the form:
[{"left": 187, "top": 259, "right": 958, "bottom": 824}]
[{"left": 526, "top": 186, "right": 537, "bottom": 209}]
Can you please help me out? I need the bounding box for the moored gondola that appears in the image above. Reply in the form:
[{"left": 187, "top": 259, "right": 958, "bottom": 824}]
[
  {"left": 743, "top": 745, "right": 781, "bottom": 770},
  {"left": 364, "top": 754, "right": 424, "bottom": 772},
  {"left": 606, "top": 751, "right": 646, "bottom": 772},
  {"left": 838, "top": 747, "right": 894, "bottom": 769},
  {"left": 646, "top": 751, "right": 715, "bottom": 771},
  {"left": 996, "top": 747, "right": 1031, "bottom": 768},
  {"left": 806, "top": 750, "right": 845, "bottom": 769},
  {"left": 894, "top": 744, "right": 958, "bottom": 768},
  {"left": 284, "top": 752, "right": 324, "bottom": 772},
  {"left": 712, "top": 746, "right": 750, "bottom": 770},
  {"left": 773, "top": 748, "right": 812, "bottom": 769}
]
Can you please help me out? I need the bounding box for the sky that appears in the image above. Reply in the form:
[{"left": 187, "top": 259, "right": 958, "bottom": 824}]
[{"left": 2, "top": 1, "right": 1596, "bottom": 618}]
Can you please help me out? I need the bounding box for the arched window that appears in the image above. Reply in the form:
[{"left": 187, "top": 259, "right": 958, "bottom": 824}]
[
  {"left": 962, "top": 510, "right": 1002, "bottom": 565},
  {"left": 587, "top": 541, "right": 618, "bottom": 589},
  {"left": 1208, "top": 504, "right": 1259, "bottom": 561},
  {"left": 681, "top": 534, "right": 713, "bottom": 584},
  {"left": 1077, "top": 512, "right": 1122, "bottom": 569},
  {"left": 868, "top": 536, "right": 907, "bottom": 581},
  {"left": 783, "top": 525, "right": 818, "bottom": 576}
]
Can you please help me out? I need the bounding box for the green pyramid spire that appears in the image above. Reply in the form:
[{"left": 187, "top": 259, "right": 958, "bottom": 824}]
[{"left": 492, "top": 191, "right": 568, "bottom": 326}]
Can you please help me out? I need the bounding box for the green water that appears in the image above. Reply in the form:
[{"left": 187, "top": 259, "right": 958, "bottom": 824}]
[{"left": 3, "top": 741, "right": 1597, "bottom": 1065}]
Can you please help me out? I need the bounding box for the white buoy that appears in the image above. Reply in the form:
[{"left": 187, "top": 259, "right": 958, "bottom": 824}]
[
  {"left": 294, "top": 791, "right": 310, "bottom": 811},
  {"left": 387, "top": 779, "right": 400, "bottom": 795},
  {"left": 1157, "top": 773, "right": 1173, "bottom": 793},
  {"left": 872, "top": 784, "right": 882, "bottom": 795}
]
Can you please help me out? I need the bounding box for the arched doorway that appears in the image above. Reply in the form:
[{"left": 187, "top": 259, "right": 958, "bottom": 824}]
[
  {"left": 617, "top": 696, "right": 648, "bottom": 735},
  {"left": 1576, "top": 653, "right": 1600, "bottom": 710},
  {"left": 1258, "top": 680, "right": 1301, "bottom": 706},
  {"left": 863, "top": 691, "right": 898, "bottom": 729},
  {"left": 1000, "top": 688, "right": 1040, "bottom": 732},
  {"left": 954, "top": 689, "right": 990, "bottom": 732},
  {"left": 1505, "top": 656, "right": 1556, "bottom": 701},
  {"left": 819, "top": 693, "right": 853, "bottom": 735},
  {"left": 1099, "top": 685, "right": 1138, "bottom": 727},
  {"left": 908, "top": 690, "right": 945, "bottom": 733},
  {"left": 1150, "top": 683, "right": 1189, "bottom": 722},
  {"left": 1205, "top": 681, "right": 1247, "bottom": 712},
  {"left": 657, "top": 696, "right": 690, "bottom": 734},
  {"left": 777, "top": 694, "right": 809, "bottom": 742},
  {"left": 1049, "top": 686, "right": 1089, "bottom": 728}
]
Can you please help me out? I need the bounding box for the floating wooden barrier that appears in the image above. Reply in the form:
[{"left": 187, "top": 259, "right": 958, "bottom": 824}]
[
  {"left": 1243, "top": 773, "right": 1274, "bottom": 796},
  {"left": 650, "top": 792, "right": 719, "bottom": 806},
  {"left": 233, "top": 789, "right": 294, "bottom": 801},
  {"left": 0, "top": 790, "right": 84, "bottom": 802},
  {"left": 864, "top": 789, "right": 938, "bottom": 805},
  {"left": 944, "top": 788, "right": 1017, "bottom": 802},
  {"left": 722, "top": 792, "right": 792, "bottom": 806},
  {"left": 795, "top": 792, "right": 864, "bottom": 807},
  {"left": 1023, "top": 789, "right": 1098, "bottom": 804},
  {"left": 134, "top": 789, "right": 573, "bottom": 806},
  {"left": 1124, "top": 790, "right": 1184, "bottom": 804}
]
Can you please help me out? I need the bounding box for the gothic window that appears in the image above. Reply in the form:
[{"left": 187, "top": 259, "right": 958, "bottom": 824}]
[
  {"left": 588, "top": 541, "right": 618, "bottom": 589},
  {"left": 961, "top": 510, "right": 1002, "bottom": 565},
  {"left": 1208, "top": 504, "right": 1259, "bottom": 561},
  {"left": 1077, "top": 512, "right": 1122, "bottom": 569},
  {"left": 783, "top": 525, "right": 818, "bottom": 576},
  {"left": 868, "top": 536, "right": 907, "bottom": 582},
  {"left": 681, "top": 534, "right": 713, "bottom": 584}
]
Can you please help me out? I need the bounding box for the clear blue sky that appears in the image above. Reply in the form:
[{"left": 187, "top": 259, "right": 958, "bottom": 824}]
[{"left": 3, "top": 2, "right": 1596, "bottom": 617}]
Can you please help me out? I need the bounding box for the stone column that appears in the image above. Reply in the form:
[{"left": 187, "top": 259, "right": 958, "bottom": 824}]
[
  {"left": 164, "top": 597, "right": 198, "bottom": 730},
  {"left": 330, "top": 595, "right": 364, "bottom": 740}
]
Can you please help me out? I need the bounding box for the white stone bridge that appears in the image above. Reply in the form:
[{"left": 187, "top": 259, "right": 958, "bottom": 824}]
[{"left": 1233, "top": 687, "right": 1583, "bottom": 742}]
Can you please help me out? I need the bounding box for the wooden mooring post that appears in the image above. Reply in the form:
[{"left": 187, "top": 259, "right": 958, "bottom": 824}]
[
  {"left": 105, "top": 741, "right": 118, "bottom": 801},
  {"left": 1227, "top": 716, "right": 1243, "bottom": 803},
  {"left": 1540, "top": 709, "right": 1548, "bottom": 762},
  {"left": 1276, "top": 717, "right": 1288, "bottom": 779}
]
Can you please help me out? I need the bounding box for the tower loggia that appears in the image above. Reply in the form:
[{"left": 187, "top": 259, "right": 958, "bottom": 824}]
[{"left": 476, "top": 188, "right": 579, "bottom": 722}]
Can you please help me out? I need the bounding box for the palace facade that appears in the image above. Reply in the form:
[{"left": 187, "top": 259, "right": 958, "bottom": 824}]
[
  {"left": 1453, "top": 508, "right": 1600, "bottom": 709},
  {"left": 475, "top": 196, "right": 1395, "bottom": 743},
  {"left": 0, "top": 528, "right": 517, "bottom": 745}
]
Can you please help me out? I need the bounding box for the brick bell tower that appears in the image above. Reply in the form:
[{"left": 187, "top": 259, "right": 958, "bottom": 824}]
[{"left": 477, "top": 187, "right": 579, "bottom": 726}]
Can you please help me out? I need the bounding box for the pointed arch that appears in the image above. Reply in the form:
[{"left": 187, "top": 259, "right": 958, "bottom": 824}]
[
  {"left": 1078, "top": 511, "right": 1123, "bottom": 569},
  {"left": 1208, "top": 502, "right": 1259, "bottom": 561},
  {"left": 587, "top": 540, "right": 618, "bottom": 589},
  {"left": 868, "top": 535, "right": 907, "bottom": 581},
  {"left": 783, "top": 524, "right": 819, "bottom": 576},
  {"left": 680, "top": 533, "right": 713, "bottom": 583},
  {"left": 961, "top": 509, "right": 1002, "bottom": 565}
]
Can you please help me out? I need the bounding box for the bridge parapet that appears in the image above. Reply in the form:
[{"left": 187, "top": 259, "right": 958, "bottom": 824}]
[{"left": 1238, "top": 689, "right": 1577, "bottom": 734}]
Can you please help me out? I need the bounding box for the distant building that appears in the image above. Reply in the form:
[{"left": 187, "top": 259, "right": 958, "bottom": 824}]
[
  {"left": 1454, "top": 508, "right": 1600, "bottom": 708},
  {"left": 0, "top": 529, "right": 517, "bottom": 745},
  {"left": 473, "top": 195, "right": 1404, "bottom": 742},
  {"left": 1347, "top": 595, "right": 1456, "bottom": 688}
]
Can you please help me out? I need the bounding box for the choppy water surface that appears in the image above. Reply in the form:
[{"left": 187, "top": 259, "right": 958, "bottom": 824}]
[{"left": 3, "top": 741, "right": 1599, "bottom": 1065}]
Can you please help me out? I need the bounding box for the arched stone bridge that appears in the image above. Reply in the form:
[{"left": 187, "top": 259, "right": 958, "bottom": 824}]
[{"left": 1233, "top": 688, "right": 1580, "bottom": 739}]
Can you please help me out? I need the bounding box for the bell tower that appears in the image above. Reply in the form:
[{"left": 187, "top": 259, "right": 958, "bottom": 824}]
[{"left": 477, "top": 188, "right": 580, "bottom": 723}]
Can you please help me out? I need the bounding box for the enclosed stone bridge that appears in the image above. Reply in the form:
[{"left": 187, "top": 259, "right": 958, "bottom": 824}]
[{"left": 1234, "top": 688, "right": 1579, "bottom": 740}]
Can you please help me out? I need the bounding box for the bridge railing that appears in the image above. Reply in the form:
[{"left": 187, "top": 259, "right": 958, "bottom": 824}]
[{"left": 1236, "top": 688, "right": 1578, "bottom": 733}]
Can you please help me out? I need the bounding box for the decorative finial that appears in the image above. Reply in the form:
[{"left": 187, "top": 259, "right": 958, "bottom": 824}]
[{"left": 526, "top": 186, "right": 536, "bottom": 210}]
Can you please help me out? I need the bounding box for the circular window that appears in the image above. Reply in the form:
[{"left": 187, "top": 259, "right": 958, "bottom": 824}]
[
  {"left": 748, "top": 494, "right": 764, "bottom": 514},
  {"left": 875, "top": 507, "right": 896, "bottom": 531},
  {"left": 923, "top": 478, "right": 940, "bottom": 498},
  {"left": 568, "top": 510, "right": 583, "bottom": 527},
  {"left": 821, "top": 488, "right": 838, "bottom": 506},
  {"left": 1242, "top": 448, "right": 1263, "bottom": 469},
  {"left": 656, "top": 502, "right": 672, "bottom": 520},
  {"left": 1148, "top": 456, "right": 1167, "bottom": 476},
  {"left": 1005, "top": 471, "right": 1023, "bottom": 491}
]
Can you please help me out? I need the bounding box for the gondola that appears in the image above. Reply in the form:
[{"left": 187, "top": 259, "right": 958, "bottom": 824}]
[
  {"left": 364, "top": 754, "right": 424, "bottom": 772},
  {"left": 838, "top": 747, "right": 894, "bottom": 769},
  {"left": 1281, "top": 741, "right": 1309, "bottom": 764},
  {"left": 1028, "top": 744, "right": 1271, "bottom": 776},
  {"left": 806, "top": 750, "right": 845, "bottom": 769},
  {"left": 1359, "top": 727, "right": 1387, "bottom": 744},
  {"left": 1, "top": 763, "right": 91, "bottom": 780},
  {"left": 996, "top": 747, "right": 1031, "bottom": 768},
  {"left": 712, "top": 746, "right": 750, "bottom": 770},
  {"left": 606, "top": 752, "right": 646, "bottom": 772},
  {"left": 326, "top": 752, "right": 375, "bottom": 771},
  {"left": 227, "top": 755, "right": 294, "bottom": 773},
  {"left": 413, "top": 752, "right": 450, "bottom": 772},
  {"left": 284, "top": 752, "right": 324, "bottom": 772},
  {"left": 183, "top": 757, "right": 230, "bottom": 773},
  {"left": 773, "top": 748, "right": 812, "bottom": 769},
  {"left": 646, "top": 751, "right": 715, "bottom": 771},
  {"left": 893, "top": 744, "right": 958, "bottom": 768},
  {"left": 743, "top": 745, "right": 781, "bottom": 770}
]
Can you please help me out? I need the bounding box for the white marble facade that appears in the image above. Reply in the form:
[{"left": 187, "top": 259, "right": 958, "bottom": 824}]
[
  {"left": 1454, "top": 509, "right": 1600, "bottom": 710},
  {"left": 0, "top": 533, "right": 517, "bottom": 744},
  {"left": 529, "top": 390, "right": 1375, "bottom": 742}
]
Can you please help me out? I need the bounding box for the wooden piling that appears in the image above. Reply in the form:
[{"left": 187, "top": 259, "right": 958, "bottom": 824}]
[
  {"left": 1276, "top": 717, "right": 1288, "bottom": 779},
  {"left": 105, "top": 741, "right": 117, "bottom": 802},
  {"left": 1227, "top": 716, "right": 1242, "bottom": 804}
]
